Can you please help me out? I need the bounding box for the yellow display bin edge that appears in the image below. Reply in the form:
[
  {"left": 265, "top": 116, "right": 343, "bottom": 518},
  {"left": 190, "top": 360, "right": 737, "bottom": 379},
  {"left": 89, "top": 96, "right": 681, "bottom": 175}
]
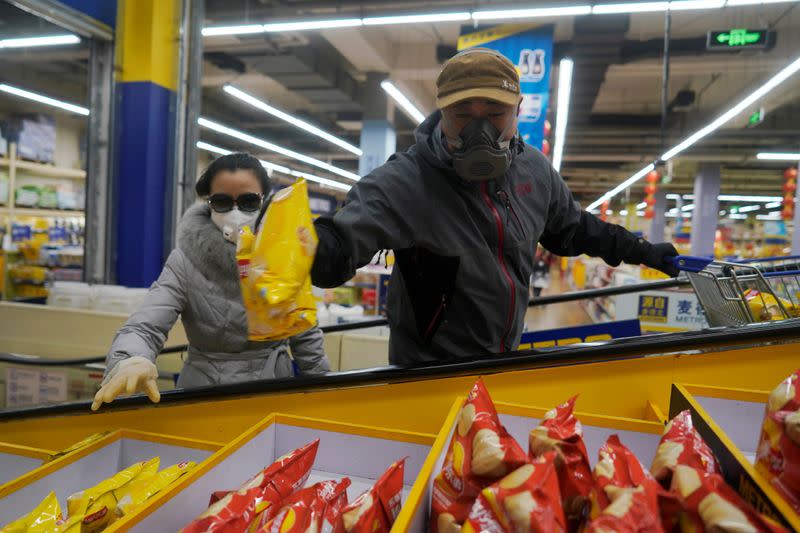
[
  {"left": 0, "top": 440, "right": 55, "bottom": 461},
  {"left": 107, "top": 413, "right": 437, "bottom": 532},
  {"left": 670, "top": 384, "right": 800, "bottom": 531},
  {"left": 681, "top": 383, "right": 770, "bottom": 403}
]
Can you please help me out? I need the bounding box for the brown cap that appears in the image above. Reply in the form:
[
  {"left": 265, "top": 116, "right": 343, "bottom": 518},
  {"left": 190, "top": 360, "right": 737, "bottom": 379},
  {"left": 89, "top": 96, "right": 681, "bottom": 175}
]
[{"left": 436, "top": 48, "right": 521, "bottom": 109}]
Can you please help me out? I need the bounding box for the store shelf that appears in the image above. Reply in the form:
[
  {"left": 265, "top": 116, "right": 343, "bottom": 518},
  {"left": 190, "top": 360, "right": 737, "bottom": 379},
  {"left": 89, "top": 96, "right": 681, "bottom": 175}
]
[
  {"left": 0, "top": 158, "right": 85, "bottom": 180},
  {"left": 0, "top": 207, "right": 85, "bottom": 218}
]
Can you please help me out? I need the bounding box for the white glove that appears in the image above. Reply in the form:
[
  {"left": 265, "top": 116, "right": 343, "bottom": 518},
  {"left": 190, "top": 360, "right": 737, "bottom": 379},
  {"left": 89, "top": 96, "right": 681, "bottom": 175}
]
[{"left": 91, "top": 356, "right": 160, "bottom": 411}]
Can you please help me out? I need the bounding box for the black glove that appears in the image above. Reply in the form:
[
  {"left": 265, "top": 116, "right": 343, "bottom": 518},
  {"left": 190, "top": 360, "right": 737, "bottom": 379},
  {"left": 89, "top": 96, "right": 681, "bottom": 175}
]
[{"left": 642, "top": 242, "right": 680, "bottom": 277}]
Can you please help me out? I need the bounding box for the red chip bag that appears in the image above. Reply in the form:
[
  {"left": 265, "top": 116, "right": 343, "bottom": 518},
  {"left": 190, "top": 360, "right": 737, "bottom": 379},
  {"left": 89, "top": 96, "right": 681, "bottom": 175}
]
[
  {"left": 650, "top": 410, "right": 720, "bottom": 486},
  {"left": 671, "top": 464, "right": 790, "bottom": 533},
  {"left": 181, "top": 440, "right": 319, "bottom": 533},
  {"left": 339, "top": 459, "right": 405, "bottom": 532},
  {"left": 258, "top": 478, "right": 351, "bottom": 533},
  {"left": 584, "top": 486, "right": 665, "bottom": 533},
  {"left": 431, "top": 380, "right": 528, "bottom": 533},
  {"left": 529, "top": 396, "right": 592, "bottom": 531},
  {"left": 768, "top": 409, "right": 800, "bottom": 513},
  {"left": 462, "top": 451, "right": 566, "bottom": 533}
]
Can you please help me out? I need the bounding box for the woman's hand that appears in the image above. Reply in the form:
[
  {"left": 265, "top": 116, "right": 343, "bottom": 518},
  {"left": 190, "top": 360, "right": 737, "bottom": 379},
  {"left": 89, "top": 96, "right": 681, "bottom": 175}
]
[
  {"left": 297, "top": 227, "right": 318, "bottom": 257},
  {"left": 91, "top": 356, "right": 160, "bottom": 411}
]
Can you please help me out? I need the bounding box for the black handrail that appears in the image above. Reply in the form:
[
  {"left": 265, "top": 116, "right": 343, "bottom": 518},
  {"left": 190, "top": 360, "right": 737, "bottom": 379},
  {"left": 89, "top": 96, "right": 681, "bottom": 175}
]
[{"left": 0, "top": 276, "right": 692, "bottom": 368}]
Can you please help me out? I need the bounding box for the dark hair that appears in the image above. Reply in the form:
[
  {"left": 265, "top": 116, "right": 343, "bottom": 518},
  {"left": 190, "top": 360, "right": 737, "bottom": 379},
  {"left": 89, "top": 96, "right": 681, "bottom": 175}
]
[{"left": 195, "top": 152, "right": 271, "bottom": 197}]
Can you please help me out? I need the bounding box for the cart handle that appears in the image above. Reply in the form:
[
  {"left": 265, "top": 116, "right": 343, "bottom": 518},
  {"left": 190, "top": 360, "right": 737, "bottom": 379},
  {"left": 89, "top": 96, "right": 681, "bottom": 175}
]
[{"left": 672, "top": 255, "right": 714, "bottom": 273}]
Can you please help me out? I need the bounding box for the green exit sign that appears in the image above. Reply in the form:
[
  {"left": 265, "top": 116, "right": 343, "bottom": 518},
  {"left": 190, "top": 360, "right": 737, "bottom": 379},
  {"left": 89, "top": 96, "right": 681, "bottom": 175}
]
[{"left": 707, "top": 29, "right": 770, "bottom": 50}]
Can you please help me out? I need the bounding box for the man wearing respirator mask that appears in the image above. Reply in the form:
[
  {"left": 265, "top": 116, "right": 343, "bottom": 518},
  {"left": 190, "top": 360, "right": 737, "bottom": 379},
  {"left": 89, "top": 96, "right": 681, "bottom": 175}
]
[{"left": 310, "top": 48, "right": 679, "bottom": 365}]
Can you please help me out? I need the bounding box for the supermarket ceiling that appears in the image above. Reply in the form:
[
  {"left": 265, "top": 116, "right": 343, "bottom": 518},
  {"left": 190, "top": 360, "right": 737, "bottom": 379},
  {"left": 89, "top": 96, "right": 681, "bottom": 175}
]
[{"left": 1, "top": 0, "right": 799, "bottom": 204}]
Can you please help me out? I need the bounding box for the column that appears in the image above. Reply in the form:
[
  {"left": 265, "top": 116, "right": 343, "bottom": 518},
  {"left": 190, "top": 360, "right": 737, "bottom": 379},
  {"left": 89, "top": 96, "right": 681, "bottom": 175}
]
[
  {"left": 114, "top": 0, "right": 180, "bottom": 287},
  {"left": 648, "top": 189, "right": 667, "bottom": 243},
  {"left": 792, "top": 161, "right": 800, "bottom": 254},
  {"left": 359, "top": 72, "right": 396, "bottom": 176},
  {"left": 690, "top": 164, "right": 721, "bottom": 257}
]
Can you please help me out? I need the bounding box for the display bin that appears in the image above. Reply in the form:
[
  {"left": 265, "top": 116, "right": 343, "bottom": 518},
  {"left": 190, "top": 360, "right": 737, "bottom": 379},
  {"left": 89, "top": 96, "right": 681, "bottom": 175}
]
[
  {"left": 395, "top": 397, "right": 666, "bottom": 532},
  {"left": 109, "top": 413, "right": 436, "bottom": 533},
  {"left": 669, "top": 383, "right": 800, "bottom": 531},
  {"left": 0, "top": 429, "right": 221, "bottom": 526},
  {"left": 0, "top": 440, "right": 54, "bottom": 487}
]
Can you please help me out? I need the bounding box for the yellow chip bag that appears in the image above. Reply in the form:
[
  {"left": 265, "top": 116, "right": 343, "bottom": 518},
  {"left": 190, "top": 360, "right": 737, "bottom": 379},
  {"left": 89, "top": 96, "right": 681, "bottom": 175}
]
[
  {"left": 237, "top": 179, "right": 318, "bottom": 340},
  {"left": 67, "top": 457, "right": 160, "bottom": 532},
  {"left": 1, "top": 491, "right": 62, "bottom": 533},
  {"left": 115, "top": 460, "right": 197, "bottom": 518},
  {"left": 744, "top": 289, "right": 791, "bottom": 321}
]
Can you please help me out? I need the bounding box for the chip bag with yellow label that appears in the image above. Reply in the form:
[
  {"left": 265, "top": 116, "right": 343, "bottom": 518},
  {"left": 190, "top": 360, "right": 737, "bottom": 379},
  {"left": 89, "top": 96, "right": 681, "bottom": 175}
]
[
  {"left": 237, "top": 179, "right": 317, "bottom": 341},
  {"left": 115, "top": 460, "right": 197, "bottom": 518}
]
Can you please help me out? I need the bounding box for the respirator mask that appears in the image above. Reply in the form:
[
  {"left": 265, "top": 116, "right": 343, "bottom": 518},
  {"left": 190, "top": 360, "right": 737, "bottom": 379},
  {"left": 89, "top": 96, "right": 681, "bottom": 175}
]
[
  {"left": 211, "top": 209, "right": 258, "bottom": 243},
  {"left": 446, "top": 118, "right": 515, "bottom": 182}
]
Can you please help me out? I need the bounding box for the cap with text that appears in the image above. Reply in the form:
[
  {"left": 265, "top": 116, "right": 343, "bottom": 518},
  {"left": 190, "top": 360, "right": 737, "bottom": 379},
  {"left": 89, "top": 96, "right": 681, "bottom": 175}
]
[{"left": 436, "top": 47, "right": 521, "bottom": 109}]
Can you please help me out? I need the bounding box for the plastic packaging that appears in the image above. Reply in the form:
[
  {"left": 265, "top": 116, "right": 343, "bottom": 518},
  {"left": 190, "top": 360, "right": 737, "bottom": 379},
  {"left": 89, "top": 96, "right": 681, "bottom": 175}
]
[
  {"left": 257, "top": 478, "right": 350, "bottom": 533},
  {"left": 584, "top": 486, "right": 665, "bottom": 533},
  {"left": 650, "top": 410, "right": 719, "bottom": 486},
  {"left": 340, "top": 459, "right": 405, "bottom": 532},
  {"left": 0, "top": 491, "right": 62, "bottom": 533},
  {"left": 115, "top": 460, "right": 197, "bottom": 518}
]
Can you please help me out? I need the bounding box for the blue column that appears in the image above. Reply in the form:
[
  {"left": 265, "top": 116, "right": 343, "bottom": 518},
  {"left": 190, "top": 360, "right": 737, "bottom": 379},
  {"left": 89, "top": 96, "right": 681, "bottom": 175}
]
[
  {"left": 690, "top": 164, "right": 721, "bottom": 257},
  {"left": 359, "top": 72, "right": 396, "bottom": 176}
]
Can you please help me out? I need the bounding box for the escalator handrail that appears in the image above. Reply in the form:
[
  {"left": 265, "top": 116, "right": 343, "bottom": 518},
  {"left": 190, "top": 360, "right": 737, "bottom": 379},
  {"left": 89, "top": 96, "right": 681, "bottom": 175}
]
[{"left": 0, "top": 277, "right": 692, "bottom": 368}]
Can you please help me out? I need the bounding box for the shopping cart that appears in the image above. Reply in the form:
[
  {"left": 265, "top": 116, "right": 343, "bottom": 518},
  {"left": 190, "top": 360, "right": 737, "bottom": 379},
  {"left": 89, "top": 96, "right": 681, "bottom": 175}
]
[{"left": 673, "top": 255, "right": 800, "bottom": 327}]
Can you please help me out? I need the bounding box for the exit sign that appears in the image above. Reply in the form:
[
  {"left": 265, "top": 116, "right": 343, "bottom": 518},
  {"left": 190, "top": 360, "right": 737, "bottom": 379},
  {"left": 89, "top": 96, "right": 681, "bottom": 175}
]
[{"left": 707, "top": 29, "right": 770, "bottom": 50}]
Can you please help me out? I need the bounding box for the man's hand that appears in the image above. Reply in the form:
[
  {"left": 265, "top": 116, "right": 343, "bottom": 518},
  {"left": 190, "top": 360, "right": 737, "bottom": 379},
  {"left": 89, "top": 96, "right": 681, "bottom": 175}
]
[
  {"left": 643, "top": 242, "right": 680, "bottom": 277},
  {"left": 91, "top": 356, "right": 160, "bottom": 411}
]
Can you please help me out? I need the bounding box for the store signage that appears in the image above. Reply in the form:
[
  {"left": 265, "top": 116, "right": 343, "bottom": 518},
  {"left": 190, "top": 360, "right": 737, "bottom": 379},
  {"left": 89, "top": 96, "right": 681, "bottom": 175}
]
[
  {"left": 616, "top": 290, "right": 708, "bottom": 332},
  {"left": 517, "top": 319, "right": 641, "bottom": 350},
  {"left": 707, "top": 29, "right": 769, "bottom": 50},
  {"left": 747, "top": 108, "right": 765, "bottom": 128},
  {"left": 458, "top": 23, "right": 553, "bottom": 151}
]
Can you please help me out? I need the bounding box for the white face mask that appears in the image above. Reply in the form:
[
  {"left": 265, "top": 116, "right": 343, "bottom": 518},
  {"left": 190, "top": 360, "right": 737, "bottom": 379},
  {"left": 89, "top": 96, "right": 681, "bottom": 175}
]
[{"left": 211, "top": 208, "right": 258, "bottom": 243}]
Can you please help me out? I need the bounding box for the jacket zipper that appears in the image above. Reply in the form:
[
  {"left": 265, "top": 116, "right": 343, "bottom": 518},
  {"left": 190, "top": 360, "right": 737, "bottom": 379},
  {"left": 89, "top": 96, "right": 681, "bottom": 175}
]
[
  {"left": 497, "top": 189, "right": 525, "bottom": 236},
  {"left": 424, "top": 295, "right": 447, "bottom": 344},
  {"left": 481, "top": 181, "right": 516, "bottom": 352}
]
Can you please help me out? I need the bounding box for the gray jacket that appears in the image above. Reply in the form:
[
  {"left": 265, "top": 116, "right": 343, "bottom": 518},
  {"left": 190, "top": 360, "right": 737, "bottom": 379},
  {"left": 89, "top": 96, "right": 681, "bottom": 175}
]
[
  {"left": 312, "top": 111, "right": 657, "bottom": 365},
  {"left": 107, "top": 203, "right": 330, "bottom": 388}
]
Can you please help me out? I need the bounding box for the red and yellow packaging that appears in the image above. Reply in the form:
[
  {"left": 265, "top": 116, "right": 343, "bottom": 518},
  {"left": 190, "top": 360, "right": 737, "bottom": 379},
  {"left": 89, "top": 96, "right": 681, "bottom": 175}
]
[
  {"left": 431, "top": 380, "right": 528, "bottom": 533},
  {"left": 650, "top": 410, "right": 719, "bottom": 486},
  {"left": 584, "top": 486, "right": 665, "bottom": 533},
  {"left": 182, "top": 440, "right": 319, "bottom": 533},
  {"left": 528, "top": 396, "right": 591, "bottom": 531},
  {"left": 462, "top": 451, "right": 566, "bottom": 533},
  {"left": 1, "top": 491, "right": 62, "bottom": 533},
  {"left": 765, "top": 409, "right": 800, "bottom": 513},
  {"left": 671, "top": 465, "right": 789, "bottom": 532},
  {"left": 257, "top": 478, "right": 351, "bottom": 533},
  {"left": 340, "top": 459, "right": 405, "bottom": 532}
]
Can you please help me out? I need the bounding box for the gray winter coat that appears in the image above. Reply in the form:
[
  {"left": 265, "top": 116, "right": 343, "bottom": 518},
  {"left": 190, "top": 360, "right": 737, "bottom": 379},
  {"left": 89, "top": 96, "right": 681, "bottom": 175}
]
[
  {"left": 106, "top": 203, "right": 330, "bottom": 387},
  {"left": 312, "top": 111, "right": 659, "bottom": 365}
]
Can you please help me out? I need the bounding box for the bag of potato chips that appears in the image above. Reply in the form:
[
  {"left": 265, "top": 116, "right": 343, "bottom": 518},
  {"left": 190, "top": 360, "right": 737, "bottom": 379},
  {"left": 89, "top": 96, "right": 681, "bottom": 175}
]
[
  {"left": 744, "top": 289, "right": 791, "bottom": 321},
  {"left": 529, "top": 396, "right": 592, "bottom": 531},
  {"left": 1, "top": 491, "right": 62, "bottom": 533},
  {"left": 339, "top": 460, "right": 405, "bottom": 533},
  {"left": 237, "top": 179, "right": 317, "bottom": 341},
  {"left": 431, "top": 380, "right": 527, "bottom": 533},
  {"left": 650, "top": 410, "right": 719, "bottom": 486},
  {"left": 257, "top": 478, "right": 350, "bottom": 533},
  {"left": 115, "top": 460, "right": 197, "bottom": 518},
  {"left": 462, "top": 451, "right": 566, "bottom": 533},
  {"left": 584, "top": 486, "right": 665, "bottom": 533}
]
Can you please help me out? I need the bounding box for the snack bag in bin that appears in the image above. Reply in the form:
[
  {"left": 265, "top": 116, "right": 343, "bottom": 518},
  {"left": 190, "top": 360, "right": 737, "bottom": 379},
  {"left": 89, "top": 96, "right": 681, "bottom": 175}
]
[
  {"left": 340, "top": 459, "right": 405, "bottom": 532},
  {"left": 238, "top": 179, "right": 317, "bottom": 341},
  {"left": 462, "top": 451, "right": 566, "bottom": 533},
  {"left": 671, "top": 464, "right": 789, "bottom": 532},
  {"left": 0, "top": 491, "right": 62, "bottom": 533},
  {"left": 431, "top": 380, "right": 527, "bottom": 533},
  {"left": 651, "top": 410, "right": 719, "bottom": 486},
  {"left": 116, "top": 460, "right": 197, "bottom": 518},
  {"left": 757, "top": 371, "right": 800, "bottom": 491},
  {"left": 182, "top": 439, "right": 319, "bottom": 533},
  {"left": 584, "top": 486, "right": 665, "bottom": 533},
  {"left": 744, "top": 289, "right": 788, "bottom": 322},
  {"left": 529, "top": 396, "right": 592, "bottom": 530},
  {"left": 258, "top": 478, "right": 351, "bottom": 533},
  {"left": 766, "top": 409, "right": 800, "bottom": 513}
]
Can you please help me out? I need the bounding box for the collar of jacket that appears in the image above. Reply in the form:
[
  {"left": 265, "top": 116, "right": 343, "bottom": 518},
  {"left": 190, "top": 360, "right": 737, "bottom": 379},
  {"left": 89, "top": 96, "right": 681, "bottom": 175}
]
[{"left": 176, "top": 202, "right": 240, "bottom": 294}]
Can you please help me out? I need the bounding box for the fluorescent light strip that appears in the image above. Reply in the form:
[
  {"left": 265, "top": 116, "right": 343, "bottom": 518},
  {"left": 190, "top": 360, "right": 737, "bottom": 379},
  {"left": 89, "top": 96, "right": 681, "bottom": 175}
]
[
  {"left": 472, "top": 5, "right": 592, "bottom": 20},
  {"left": 202, "top": 24, "right": 264, "bottom": 37},
  {"left": 363, "top": 12, "right": 470, "bottom": 25},
  {"left": 737, "top": 204, "right": 763, "bottom": 213},
  {"left": 757, "top": 214, "right": 783, "bottom": 220},
  {"left": 198, "top": 117, "right": 360, "bottom": 181},
  {"left": 197, "top": 141, "right": 351, "bottom": 192},
  {"left": 637, "top": 202, "right": 647, "bottom": 209},
  {"left": 682, "top": 204, "right": 695, "bottom": 211},
  {"left": 0, "top": 83, "right": 89, "bottom": 116},
  {"left": 730, "top": 213, "right": 748, "bottom": 219},
  {"left": 593, "top": 2, "right": 668, "bottom": 13},
  {"left": 552, "top": 58, "right": 574, "bottom": 173},
  {"left": 0, "top": 34, "right": 80, "bottom": 48},
  {"left": 263, "top": 18, "right": 362, "bottom": 32},
  {"left": 669, "top": 0, "right": 726, "bottom": 10},
  {"left": 767, "top": 202, "right": 782, "bottom": 208},
  {"left": 587, "top": 163, "right": 654, "bottom": 211},
  {"left": 757, "top": 152, "right": 800, "bottom": 161},
  {"left": 381, "top": 80, "right": 426, "bottom": 125},
  {"left": 719, "top": 194, "right": 783, "bottom": 202},
  {"left": 661, "top": 55, "right": 800, "bottom": 162},
  {"left": 224, "top": 85, "right": 362, "bottom": 156},
  {"left": 726, "top": 0, "right": 796, "bottom": 5},
  {"left": 666, "top": 193, "right": 682, "bottom": 200}
]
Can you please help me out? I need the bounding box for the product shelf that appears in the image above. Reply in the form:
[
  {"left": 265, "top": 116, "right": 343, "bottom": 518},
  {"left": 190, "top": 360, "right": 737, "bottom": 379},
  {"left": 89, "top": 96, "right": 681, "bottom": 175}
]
[
  {"left": 0, "top": 157, "right": 86, "bottom": 180},
  {"left": 0, "top": 440, "right": 55, "bottom": 486},
  {"left": 0, "top": 206, "right": 85, "bottom": 218},
  {"left": 109, "top": 414, "right": 435, "bottom": 533}
]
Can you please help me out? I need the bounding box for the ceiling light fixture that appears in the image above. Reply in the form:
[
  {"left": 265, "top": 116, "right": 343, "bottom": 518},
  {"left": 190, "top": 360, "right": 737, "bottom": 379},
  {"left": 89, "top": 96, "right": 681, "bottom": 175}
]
[
  {"left": 682, "top": 204, "right": 695, "bottom": 211},
  {"left": 726, "top": 0, "right": 796, "bottom": 5},
  {"left": 730, "top": 213, "right": 748, "bottom": 219},
  {"left": 201, "top": 24, "right": 264, "bottom": 37},
  {"left": 363, "top": 12, "right": 470, "bottom": 25},
  {"left": 0, "top": 83, "right": 89, "bottom": 116},
  {"left": 381, "top": 80, "right": 426, "bottom": 124},
  {"left": 0, "top": 34, "right": 80, "bottom": 48},
  {"left": 262, "top": 18, "right": 362, "bottom": 32},
  {"left": 718, "top": 194, "right": 783, "bottom": 202},
  {"left": 669, "top": 0, "right": 726, "bottom": 10},
  {"left": 737, "top": 204, "right": 763, "bottom": 213},
  {"left": 757, "top": 152, "right": 800, "bottom": 161},
  {"left": 636, "top": 202, "right": 648, "bottom": 209},
  {"left": 198, "top": 117, "right": 360, "bottom": 181},
  {"left": 223, "top": 85, "right": 362, "bottom": 156},
  {"left": 592, "top": 2, "right": 669, "bottom": 13},
  {"left": 587, "top": 164, "right": 654, "bottom": 211},
  {"left": 552, "top": 58, "right": 574, "bottom": 173},
  {"left": 472, "top": 5, "right": 593, "bottom": 20},
  {"left": 757, "top": 213, "right": 783, "bottom": 220},
  {"left": 766, "top": 201, "right": 782, "bottom": 208},
  {"left": 197, "top": 141, "right": 351, "bottom": 192}
]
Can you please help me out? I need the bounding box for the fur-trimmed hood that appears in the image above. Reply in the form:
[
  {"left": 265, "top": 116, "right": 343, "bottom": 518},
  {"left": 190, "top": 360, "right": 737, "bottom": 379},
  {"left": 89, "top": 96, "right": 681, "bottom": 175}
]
[{"left": 176, "top": 202, "right": 240, "bottom": 296}]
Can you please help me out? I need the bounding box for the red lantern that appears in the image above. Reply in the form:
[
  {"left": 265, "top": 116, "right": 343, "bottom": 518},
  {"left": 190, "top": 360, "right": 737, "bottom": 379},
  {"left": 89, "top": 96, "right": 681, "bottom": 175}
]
[
  {"left": 644, "top": 210, "right": 655, "bottom": 220},
  {"left": 644, "top": 184, "right": 657, "bottom": 195},
  {"left": 646, "top": 170, "right": 660, "bottom": 184},
  {"left": 784, "top": 167, "right": 798, "bottom": 180},
  {"left": 644, "top": 197, "right": 656, "bottom": 206},
  {"left": 783, "top": 181, "right": 797, "bottom": 193},
  {"left": 543, "top": 120, "right": 552, "bottom": 137},
  {"left": 542, "top": 138, "right": 551, "bottom": 156}
]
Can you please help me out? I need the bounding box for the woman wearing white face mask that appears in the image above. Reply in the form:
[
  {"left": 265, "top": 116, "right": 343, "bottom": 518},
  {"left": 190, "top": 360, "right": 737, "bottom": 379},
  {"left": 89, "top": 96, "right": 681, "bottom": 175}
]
[{"left": 91, "top": 152, "right": 330, "bottom": 410}]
